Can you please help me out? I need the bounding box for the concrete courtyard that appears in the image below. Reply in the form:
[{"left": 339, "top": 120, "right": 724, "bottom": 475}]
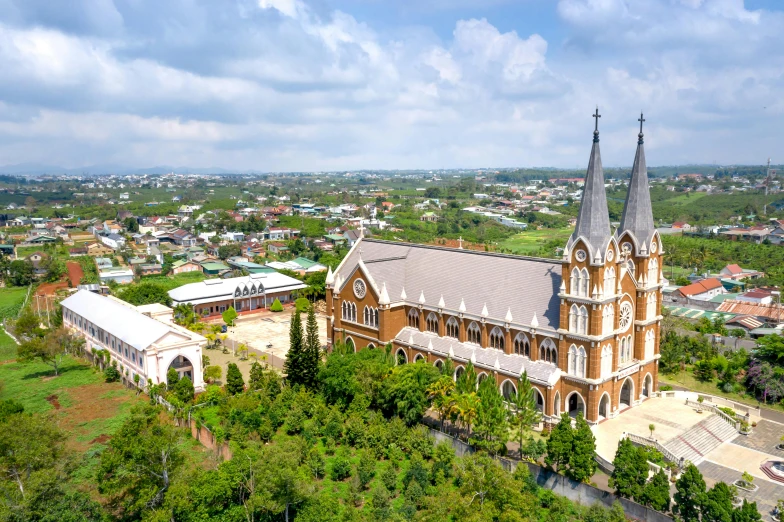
[
  {"left": 224, "top": 308, "right": 328, "bottom": 362},
  {"left": 592, "top": 396, "right": 708, "bottom": 462}
]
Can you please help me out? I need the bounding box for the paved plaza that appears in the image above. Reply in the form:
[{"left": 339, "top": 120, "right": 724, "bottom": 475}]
[
  {"left": 699, "top": 460, "right": 783, "bottom": 522},
  {"left": 225, "top": 309, "right": 328, "bottom": 361},
  {"left": 592, "top": 396, "right": 708, "bottom": 461}
]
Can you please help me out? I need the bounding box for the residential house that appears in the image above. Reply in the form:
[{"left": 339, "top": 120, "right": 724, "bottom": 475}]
[
  {"left": 101, "top": 233, "right": 126, "bottom": 250},
  {"left": 420, "top": 212, "right": 438, "bottom": 222},
  {"left": 200, "top": 261, "right": 230, "bottom": 276},
  {"left": 69, "top": 246, "right": 88, "bottom": 257},
  {"left": 673, "top": 278, "right": 727, "bottom": 301},
  {"left": 95, "top": 257, "right": 114, "bottom": 270},
  {"left": 720, "top": 264, "right": 765, "bottom": 281},
  {"left": 672, "top": 222, "right": 691, "bottom": 230},
  {"left": 99, "top": 268, "right": 134, "bottom": 284},
  {"left": 266, "top": 242, "right": 289, "bottom": 255},
  {"left": 171, "top": 259, "right": 201, "bottom": 275},
  {"left": 25, "top": 252, "right": 48, "bottom": 278},
  {"left": 736, "top": 289, "right": 773, "bottom": 305},
  {"left": 343, "top": 229, "right": 362, "bottom": 247}
]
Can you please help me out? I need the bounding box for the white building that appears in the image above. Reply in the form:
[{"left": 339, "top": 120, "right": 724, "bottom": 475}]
[{"left": 61, "top": 290, "right": 206, "bottom": 391}]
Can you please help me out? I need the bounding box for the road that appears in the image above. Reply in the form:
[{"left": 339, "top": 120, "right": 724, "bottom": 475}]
[{"left": 662, "top": 383, "right": 784, "bottom": 424}]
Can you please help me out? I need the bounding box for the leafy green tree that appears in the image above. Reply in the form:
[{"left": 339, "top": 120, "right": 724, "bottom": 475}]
[
  {"left": 455, "top": 361, "right": 477, "bottom": 394},
  {"left": 610, "top": 437, "right": 649, "bottom": 499},
  {"left": 427, "top": 375, "right": 455, "bottom": 432},
  {"left": 471, "top": 375, "right": 509, "bottom": 455},
  {"left": 249, "top": 361, "right": 264, "bottom": 389},
  {"left": 356, "top": 450, "right": 376, "bottom": 490},
  {"left": 756, "top": 334, "right": 784, "bottom": 364},
  {"left": 270, "top": 298, "right": 284, "bottom": 312},
  {"left": 225, "top": 362, "right": 245, "bottom": 395},
  {"left": 545, "top": 413, "right": 574, "bottom": 471},
  {"left": 0, "top": 399, "right": 24, "bottom": 422},
  {"left": 7, "top": 260, "right": 34, "bottom": 286},
  {"left": 17, "top": 327, "right": 79, "bottom": 376},
  {"left": 222, "top": 306, "right": 238, "bottom": 326},
  {"left": 507, "top": 372, "right": 541, "bottom": 458},
  {"left": 167, "top": 366, "right": 180, "bottom": 386},
  {"left": 204, "top": 365, "right": 222, "bottom": 383},
  {"left": 640, "top": 469, "right": 671, "bottom": 512},
  {"left": 567, "top": 412, "right": 596, "bottom": 482},
  {"left": 381, "top": 360, "right": 439, "bottom": 426},
  {"left": 284, "top": 310, "right": 305, "bottom": 385},
  {"left": 674, "top": 463, "right": 707, "bottom": 522},
  {"left": 97, "top": 405, "right": 184, "bottom": 518},
  {"left": 217, "top": 243, "right": 241, "bottom": 260},
  {"left": 104, "top": 365, "right": 121, "bottom": 382},
  {"left": 702, "top": 481, "right": 734, "bottom": 522},
  {"left": 732, "top": 499, "right": 762, "bottom": 522},
  {"left": 172, "top": 375, "right": 194, "bottom": 404},
  {"left": 119, "top": 281, "right": 173, "bottom": 306}
]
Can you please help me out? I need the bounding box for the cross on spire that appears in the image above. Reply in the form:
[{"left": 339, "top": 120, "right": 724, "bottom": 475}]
[
  {"left": 592, "top": 106, "right": 601, "bottom": 142},
  {"left": 637, "top": 112, "right": 645, "bottom": 144}
]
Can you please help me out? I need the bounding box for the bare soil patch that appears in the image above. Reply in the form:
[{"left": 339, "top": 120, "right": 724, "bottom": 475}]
[
  {"left": 90, "top": 434, "right": 111, "bottom": 444},
  {"left": 35, "top": 281, "right": 68, "bottom": 296},
  {"left": 46, "top": 394, "right": 61, "bottom": 410},
  {"left": 66, "top": 261, "right": 84, "bottom": 287}
]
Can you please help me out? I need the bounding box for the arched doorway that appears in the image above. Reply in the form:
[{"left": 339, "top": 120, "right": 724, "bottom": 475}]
[
  {"left": 598, "top": 393, "right": 610, "bottom": 420},
  {"left": 567, "top": 392, "right": 586, "bottom": 417},
  {"left": 414, "top": 353, "right": 425, "bottom": 363},
  {"left": 534, "top": 388, "right": 544, "bottom": 412},
  {"left": 501, "top": 380, "right": 517, "bottom": 401},
  {"left": 434, "top": 359, "right": 443, "bottom": 371},
  {"left": 395, "top": 348, "right": 408, "bottom": 365},
  {"left": 620, "top": 378, "right": 634, "bottom": 409},
  {"left": 477, "top": 373, "right": 488, "bottom": 386},
  {"left": 553, "top": 391, "right": 561, "bottom": 416},
  {"left": 345, "top": 337, "right": 355, "bottom": 352},
  {"left": 454, "top": 366, "right": 465, "bottom": 382},
  {"left": 168, "top": 355, "right": 194, "bottom": 382},
  {"left": 642, "top": 373, "right": 653, "bottom": 398}
]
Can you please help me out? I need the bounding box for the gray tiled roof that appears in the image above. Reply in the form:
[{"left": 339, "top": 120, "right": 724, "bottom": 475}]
[
  {"left": 335, "top": 239, "right": 562, "bottom": 329},
  {"left": 618, "top": 127, "right": 655, "bottom": 253},
  {"left": 567, "top": 129, "right": 612, "bottom": 260},
  {"left": 394, "top": 327, "right": 560, "bottom": 385}
]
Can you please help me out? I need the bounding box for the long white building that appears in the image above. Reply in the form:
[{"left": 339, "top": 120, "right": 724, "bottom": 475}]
[{"left": 61, "top": 290, "right": 206, "bottom": 390}]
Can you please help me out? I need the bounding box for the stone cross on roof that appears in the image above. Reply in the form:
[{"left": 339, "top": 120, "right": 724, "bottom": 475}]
[{"left": 592, "top": 107, "right": 601, "bottom": 142}]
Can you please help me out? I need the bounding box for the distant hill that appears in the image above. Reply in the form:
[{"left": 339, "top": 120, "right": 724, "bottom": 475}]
[{"left": 0, "top": 163, "right": 258, "bottom": 176}]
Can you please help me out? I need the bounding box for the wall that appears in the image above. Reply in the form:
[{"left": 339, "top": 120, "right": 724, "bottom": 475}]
[{"left": 427, "top": 428, "right": 673, "bottom": 522}]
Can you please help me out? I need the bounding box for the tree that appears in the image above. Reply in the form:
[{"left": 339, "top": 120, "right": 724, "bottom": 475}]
[
  {"left": 123, "top": 216, "right": 139, "bottom": 233},
  {"left": 381, "top": 360, "right": 439, "bottom": 426},
  {"left": 610, "top": 438, "right": 649, "bottom": 500},
  {"left": 0, "top": 412, "right": 65, "bottom": 501},
  {"left": 507, "top": 372, "right": 541, "bottom": 458},
  {"left": 226, "top": 363, "right": 245, "bottom": 395},
  {"left": 756, "top": 334, "right": 784, "bottom": 363},
  {"left": 284, "top": 310, "right": 305, "bottom": 385},
  {"left": 204, "top": 365, "right": 222, "bottom": 383},
  {"left": 649, "top": 423, "right": 656, "bottom": 438},
  {"left": 17, "top": 329, "right": 74, "bottom": 376},
  {"left": 218, "top": 243, "right": 242, "bottom": 260},
  {"left": 97, "top": 406, "right": 184, "bottom": 518},
  {"left": 702, "top": 481, "right": 734, "bottom": 522},
  {"left": 567, "top": 412, "right": 596, "bottom": 482},
  {"left": 356, "top": 450, "right": 376, "bottom": 490},
  {"left": 270, "top": 298, "right": 284, "bottom": 312},
  {"left": 302, "top": 306, "right": 321, "bottom": 389},
  {"left": 119, "top": 282, "right": 173, "bottom": 306},
  {"left": 427, "top": 375, "right": 455, "bottom": 432},
  {"left": 249, "top": 361, "right": 265, "bottom": 390},
  {"left": 471, "top": 376, "right": 509, "bottom": 455},
  {"left": 733, "top": 499, "right": 762, "bottom": 522},
  {"left": 545, "top": 413, "right": 574, "bottom": 471},
  {"left": 222, "top": 306, "right": 238, "bottom": 327},
  {"left": 172, "top": 375, "right": 194, "bottom": 404},
  {"left": 7, "top": 260, "right": 34, "bottom": 286},
  {"left": 640, "top": 469, "right": 671, "bottom": 512},
  {"left": 674, "top": 464, "right": 707, "bottom": 522},
  {"left": 167, "top": 366, "right": 180, "bottom": 386}
]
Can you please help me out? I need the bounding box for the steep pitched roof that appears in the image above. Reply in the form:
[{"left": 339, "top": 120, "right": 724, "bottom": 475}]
[
  {"left": 567, "top": 111, "right": 612, "bottom": 260},
  {"left": 618, "top": 114, "right": 655, "bottom": 252},
  {"left": 676, "top": 278, "right": 723, "bottom": 296},
  {"left": 334, "top": 239, "right": 562, "bottom": 330}
]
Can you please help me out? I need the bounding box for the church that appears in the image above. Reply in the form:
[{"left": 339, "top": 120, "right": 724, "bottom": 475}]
[{"left": 325, "top": 111, "right": 662, "bottom": 425}]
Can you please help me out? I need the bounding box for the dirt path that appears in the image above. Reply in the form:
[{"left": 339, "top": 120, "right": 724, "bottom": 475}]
[{"left": 66, "top": 261, "right": 84, "bottom": 287}]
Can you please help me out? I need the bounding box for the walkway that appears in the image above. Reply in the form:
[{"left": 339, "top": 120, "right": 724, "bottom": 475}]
[{"left": 699, "top": 460, "right": 783, "bottom": 522}]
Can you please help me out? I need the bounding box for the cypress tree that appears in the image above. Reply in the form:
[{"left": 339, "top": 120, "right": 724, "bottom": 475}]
[
  {"left": 285, "top": 310, "right": 304, "bottom": 385},
  {"left": 304, "top": 306, "right": 321, "bottom": 389},
  {"left": 640, "top": 469, "right": 671, "bottom": 512},
  {"left": 567, "top": 412, "right": 597, "bottom": 482},
  {"left": 225, "top": 363, "right": 245, "bottom": 395},
  {"left": 545, "top": 413, "right": 573, "bottom": 471},
  {"left": 610, "top": 437, "right": 649, "bottom": 499},
  {"left": 674, "top": 464, "right": 706, "bottom": 522}
]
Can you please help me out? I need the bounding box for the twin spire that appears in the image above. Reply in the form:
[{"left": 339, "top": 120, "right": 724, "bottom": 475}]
[{"left": 568, "top": 109, "right": 655, "bottom": 261}]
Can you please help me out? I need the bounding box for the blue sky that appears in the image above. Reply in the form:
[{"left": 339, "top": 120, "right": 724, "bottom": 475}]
[{"left": 0, "top": 0, "right": 782, "bottom": 172}]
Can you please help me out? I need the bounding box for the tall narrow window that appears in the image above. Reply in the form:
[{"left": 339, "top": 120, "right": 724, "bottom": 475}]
[
  {"left": 466, "top": 322, "right": 481, "bottom": 345},
  {"left": 603, "top": 304, "right": 614, "bottom": 335},
  {"left": 644, "top": 330, "right": 655, "bottom": 360},
  {"left": 488, "top": 327, "right": 504, "bottom": 350},
  {"left": 408, "top": 309, "right": 420, "bottom": 329},
  {"left": 539, "top": 338, "right": 557, "bottom": 364},
  {"left": 426, "top": 313, "right": 439, "bottom": 334},
  {"left": 513, "top": 333, "right": 530, "bottom": 357},
  {"left": 604, "top": 266, "right": 616, "bottom": 296},
  {"left": 580, "top": 268, "right": 589, "bottom": 297},
  {"left": 601, "top": 345, "right": 613, "bottom": 378},
  {"left": 648, "top": 257, "right": 659, "bottom": 285},
  {"left": 445, "top": 316, "right": 459, "bottom": 338}
]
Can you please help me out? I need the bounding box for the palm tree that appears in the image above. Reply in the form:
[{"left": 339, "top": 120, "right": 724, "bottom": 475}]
[
  {"left": 455, "top": 392, "right": 479, "bottom": 441},
  {"left": 427, "top": 376, "right": 455, "bottom": 432}
]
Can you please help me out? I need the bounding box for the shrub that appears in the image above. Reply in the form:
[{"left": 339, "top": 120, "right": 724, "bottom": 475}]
[
  {"left": 330, "top": 450, "right": 352, "bottom": 481},
  {"left": 660, "top": 384, "right": 673, "bottom": 391},
  {"left": 295, "top": 297, "right": 311, "bottom": 313},
  {"left": 270, "top": 299, "right": 284, "bottom": 312},
  {"left": 104, "top": 366, "right": 121, "bottom": 383}
]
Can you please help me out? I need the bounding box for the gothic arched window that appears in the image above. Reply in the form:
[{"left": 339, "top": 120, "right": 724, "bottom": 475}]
[
  {"left": 466, "top": 322, "right": 481, "bottom": 345},
  {"left": 488, "top": 327, "right": 504, "bottom": 350},
  {"left": 539, "top": 338, "right": 557, "bottom": 364},
  {"left": 604, "top": 266, "right": 616, "bottom": 296},
  {"left": 601, "top": 345, "right": 613, "bottom": 378},
  {"left": 644, "top": 329, "right": 655, "bottom": 360},
  {"left": 513, "top": 333, "right": 530, "bottom": 357},
  {"left": 408, "top": 309, "right": 420, "bottom": 329},
  {"left": 426, "top": 313, "right": 439, "bottom": 334},
  {"left": 648, "top": 257, "right": 659, "bottom": 285},
  {"left": 603, "top": 304, "right": 614, "bottom": 335},
  {"left": 445, "top": 316, "right": 459, "bottom": 338}
]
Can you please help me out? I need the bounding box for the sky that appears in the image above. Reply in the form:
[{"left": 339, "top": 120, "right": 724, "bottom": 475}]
[{"left": 0, "top": 0, "right": 782, "bottom": 172}]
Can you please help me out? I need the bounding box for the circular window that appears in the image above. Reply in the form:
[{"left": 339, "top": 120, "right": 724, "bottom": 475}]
[
  {"left": 575, "top": 250, "right": 586, "bottom": 262},
  {"left": 650, "top": 241, "right": 658, "bottom": 253},
  {"left": 619, "top": 302, "right": 633, "bottom": 331},
  {"left": 622, "top": 242, "right": 633, "bottom": 255},
  {"left": 353, "top": 279, "right": 366, "bottom": 299},
  {"left": 606, "top": 249, "right": 614, "bottom": 261}
]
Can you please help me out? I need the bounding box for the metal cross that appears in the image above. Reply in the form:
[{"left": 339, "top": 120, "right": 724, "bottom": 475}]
[
  {"left": 593, "top": 107, "right": 601, "bottom": 132},
  {"left": 638, "top": 112, "right": 645, "bottom": 133}
]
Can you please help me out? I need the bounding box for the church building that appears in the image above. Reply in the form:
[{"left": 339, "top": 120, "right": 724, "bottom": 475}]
[{"left": 325, "top": 112, "right": 662, "bottom": 425}]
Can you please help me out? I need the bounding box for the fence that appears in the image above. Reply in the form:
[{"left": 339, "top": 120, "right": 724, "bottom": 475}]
[
  {"left": 656, "top": 389, "right": 761, "bottom": 418},
  {"left": 624, "top": 432, "right": 682, "bottom": 467},
  {"left": 684, "top": 399, "right": 742, "bottom": 430},
  {"left": 425, "top": 427, "right": 674, "bottom": 522}
]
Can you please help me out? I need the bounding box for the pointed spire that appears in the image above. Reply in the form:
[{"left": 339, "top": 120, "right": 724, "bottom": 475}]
[
  {"left": 325, "top": 266, "right": 334, "bottom": 286},
  {"left": 560, "top": 280, "right": 566, "bottom": 293},
  {"left": 494, "top": 355, "right": 501, "bottom": 371},
  {"left": 438, "top": 295, "right": 445, "bottom": 308},
  {"left": 470, "top": 348, "right": 477, "bottom": 364},
  {"left": 459, "top": 298, "right": 466, "bottom": 314},
  {"left": 400, "top": 287, "right": 407, "bottom": 300},
  {"left": 592, "top": 285, "right": 598, "bottom": 299},
  {"left": 505, "top": 307, "right": 513, "bottom": 323},
  {"left": 379, "top": 282, "right": 390, "bottom": 306},
  {"left": 427, "top": 339, "right": 433, "bottom": 351},
  {"left": 409, "top": 331, "right": 415, "bottom": 345},
  {"left": 531, "top": 313, "right": 539, "bottom": 328},
  {"left": 448, "top": 344, "right": 454, "bottom": 358},
  {"left": 567, "top": 107, "right": 612, "bottom": 261},
  {"left": 481, "top": 303, "right": 489, "bottom": 318},
  {"left": 419, "top": 291, "right": 426, "bottom": 305},
  {"left": 334, "top": 273, "right": 342, "bottom": 292},
  {"left": 618, "top": 112, "right": 655, "bottom": 253}
]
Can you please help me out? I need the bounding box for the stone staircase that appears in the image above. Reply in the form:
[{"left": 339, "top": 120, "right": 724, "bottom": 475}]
[{"left": 663, "top": 414, "right": 738, "bottom": 465}]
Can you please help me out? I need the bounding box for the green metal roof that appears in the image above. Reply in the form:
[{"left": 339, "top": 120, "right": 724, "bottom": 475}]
[
  {"left": 201, "top": 262, "right": 229, "bottom": 271},
  {"left": 293, "top": 257, "right": 319, "bottom": 268},
  {"left": 325, "top": 234, "right": 346, "bottom": 241},
  {"left": 664, "top": 305, "right": 736, "bottom": 321}
]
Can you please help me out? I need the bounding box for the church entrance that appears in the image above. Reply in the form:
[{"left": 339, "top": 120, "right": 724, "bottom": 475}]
[
  {"left": 567, "top": 392, "right": 585, "bottom": 417},
  {"left": 642, "top": 374, "right": 653, "bottom": 398},
  {"left": 620, "top": 378, "right": 633, "bottom": 409},
  {"left": 598, "top": 393, "right": 610, "bottom": 420}
]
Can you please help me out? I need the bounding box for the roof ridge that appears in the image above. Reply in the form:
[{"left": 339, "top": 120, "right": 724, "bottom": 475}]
[{"left": 360, "top": 238, "right": 563, "bottom": 265}]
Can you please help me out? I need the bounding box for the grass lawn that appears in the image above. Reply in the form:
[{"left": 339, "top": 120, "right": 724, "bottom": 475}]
[
  {"left": 498, "top": 228, "right": 572, "bottom": 256},
  {"left": 0, "top": 286, "right": 30, "bottom": 321},
  {"left": 0, "top": 355, "right": 145, "bottom": 448},
  {"left": 661, "top": 192, "right": 708, "bottom": 206},
  {"left": 0, "top": 328, "right": 18, "bottom": 362},
  {"left": 139, "top": 271, "right": 206, "bottom": 291},
  {"left": 659, "top": 369, "right": 784, "bottom": 413}
]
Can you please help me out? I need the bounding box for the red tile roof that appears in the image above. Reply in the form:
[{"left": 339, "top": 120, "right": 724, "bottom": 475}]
[{"left": 676, "top": 278, "right": 723, "bottom": 297}]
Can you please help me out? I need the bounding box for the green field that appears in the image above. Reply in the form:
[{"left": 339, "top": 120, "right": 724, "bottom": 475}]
[
  {"left": 137, "top": 271, "right": 206, "bottom": 290},
  {"left": 498, "top": 228, "right": 572, "bottom": 256},
  {"left": 659, "top": 370, "right": 784, "bottom": 413},
  {"left": 661, "top": 192, "right": 709, "bottom": 206},
  {"left": 0, "top": 286, "right": 29, "bottom": 321}
]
